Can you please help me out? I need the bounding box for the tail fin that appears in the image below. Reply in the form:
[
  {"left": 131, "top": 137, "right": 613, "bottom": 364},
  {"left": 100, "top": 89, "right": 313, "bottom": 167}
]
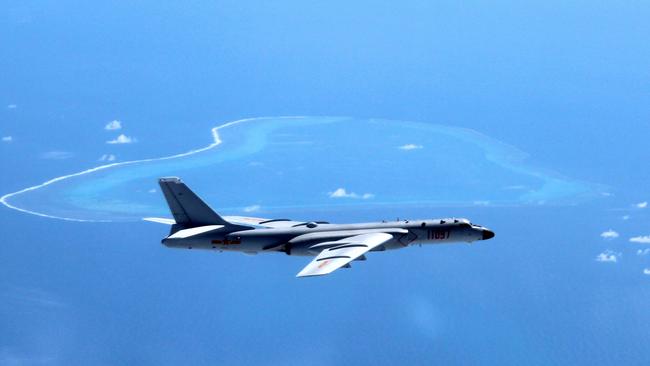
[{"left": 158, "top": 177, "right": 230, "bottom": 227}]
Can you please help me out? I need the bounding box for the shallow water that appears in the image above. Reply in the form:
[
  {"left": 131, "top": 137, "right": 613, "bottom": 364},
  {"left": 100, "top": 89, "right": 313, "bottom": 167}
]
[{"left": 3, "top": 116, "right": 602, "bottom": 222}]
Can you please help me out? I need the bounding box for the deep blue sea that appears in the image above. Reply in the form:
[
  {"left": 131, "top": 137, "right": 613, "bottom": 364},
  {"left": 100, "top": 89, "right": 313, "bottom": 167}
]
[{"left": 1, "top": 1, "right": 649, "bottom": 365}]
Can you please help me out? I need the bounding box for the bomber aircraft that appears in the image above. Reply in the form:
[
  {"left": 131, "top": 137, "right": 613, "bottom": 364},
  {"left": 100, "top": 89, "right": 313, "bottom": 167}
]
[{"left": 145, "top": 177, "right": 495, "bottom": 277}]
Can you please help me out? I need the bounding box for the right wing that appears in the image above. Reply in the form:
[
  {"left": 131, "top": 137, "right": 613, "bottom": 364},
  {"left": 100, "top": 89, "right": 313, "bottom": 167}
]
[{"left": 296, "top": 232, "right": 394, "bottom": 277}]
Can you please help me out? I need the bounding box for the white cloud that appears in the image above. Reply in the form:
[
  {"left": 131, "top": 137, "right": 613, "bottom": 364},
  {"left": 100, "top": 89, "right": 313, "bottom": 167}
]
[
  {"left": 104, "top": 120, "right": 122, "bottom": 130},
  {"left": 1, "top": 136, "right": 12, "bottom": 142},
  {"left": 636, "top": 201, "right": 647, "bottom": 208},
  {"left": 243, "top": 204, "right": 261, "bottom": 213},
  {"left": 636, "top": 248, "right": 650, "bottom": 256},
  {"left": 399, "top": 144, "right": 423, "bottom": 151},
  {"left": 473, "top": 200, "right": 490, "bottom": 206},
  {"left": 329, "top": 188, "right": 374, "bottom": 200},
  {"left": 40, "top": 151, "right": 73, "bottom": 160},
  {"left": 595, "top": 250, "right": 620, "bottom": 263},
  {"left": 107, "top": 134, "right": 136, "bottom": 144},
  {"left": 622, "top": 215, "right": 630, "bottom": 220},
  {"left": 6, "top": 104, "right": 17, "bottom": 109},
  {"left": 630, "top": 235, "right": 650, "bottom": 244},
  {"left": 99, "top": 154, "right": 116, "bottom": 162},
  {"left": 330, "top": 188, "right": 353, "bottom": 198},
  {"left": 148, "top": 188, "right": 157, "bottom": 194},
  {"left": 600, "top": 230, "right": 619, "bottom": 240},
  {"left": 644, "top": 268, "right": 650, "bottom": 276}
]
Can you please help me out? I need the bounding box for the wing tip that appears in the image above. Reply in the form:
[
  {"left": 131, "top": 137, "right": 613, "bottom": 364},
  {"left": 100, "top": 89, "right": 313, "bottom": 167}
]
[{"left": 296, "top": 272, "right": 324, "bottom": 278}]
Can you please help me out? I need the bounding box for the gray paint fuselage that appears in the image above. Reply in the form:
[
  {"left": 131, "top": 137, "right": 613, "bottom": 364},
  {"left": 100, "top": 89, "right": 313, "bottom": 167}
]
[{"left": 162, "top": 218, "right": 492, "bottom": 256}]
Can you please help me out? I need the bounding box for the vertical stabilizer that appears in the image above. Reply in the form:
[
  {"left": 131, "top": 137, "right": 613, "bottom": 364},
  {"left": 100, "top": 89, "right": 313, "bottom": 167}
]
[{"left": 158, "top": 177, "right": 230, "bottom": 227}]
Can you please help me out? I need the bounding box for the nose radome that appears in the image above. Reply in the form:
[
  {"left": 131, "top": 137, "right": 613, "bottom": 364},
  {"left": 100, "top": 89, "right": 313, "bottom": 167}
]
[{"left": 482, "top": 229, "right": 495, "bottom": 240}]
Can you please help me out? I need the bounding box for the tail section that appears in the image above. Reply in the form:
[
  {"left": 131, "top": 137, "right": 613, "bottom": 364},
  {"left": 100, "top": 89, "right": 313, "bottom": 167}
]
[{"left": 158, "top": 177, "right": 234, "bottom": 228}]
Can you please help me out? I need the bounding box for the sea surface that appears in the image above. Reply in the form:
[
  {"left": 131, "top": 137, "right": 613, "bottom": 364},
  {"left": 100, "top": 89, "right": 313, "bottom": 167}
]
[
  {"left": 3, "top": 116, "right": 600, "bottom": 222},
  {"left": 1, "top": 1, "right": 649, "bottom": 365}
]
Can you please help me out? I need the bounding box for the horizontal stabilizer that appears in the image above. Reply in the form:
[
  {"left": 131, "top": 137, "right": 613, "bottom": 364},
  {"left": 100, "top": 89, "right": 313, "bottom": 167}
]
[{"left": 143, "top": 217, "right": 176, "bottom": 225}]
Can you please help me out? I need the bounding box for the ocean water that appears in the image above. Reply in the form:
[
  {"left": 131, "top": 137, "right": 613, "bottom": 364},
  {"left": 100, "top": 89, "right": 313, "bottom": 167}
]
[
  {"left": 3, "top": 117, "right": 600, "bottom": 222},
  {"left": 1, "top": 1, "right": 649, "bottom": 365},
  {"left": 2, "top": 115, "right": 648, "bottom": 365}
]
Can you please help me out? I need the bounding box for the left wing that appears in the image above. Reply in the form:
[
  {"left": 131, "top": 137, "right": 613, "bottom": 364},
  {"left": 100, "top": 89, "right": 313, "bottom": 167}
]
[{"left": 296, "top": 233, "right": 394, "bottom": 277}]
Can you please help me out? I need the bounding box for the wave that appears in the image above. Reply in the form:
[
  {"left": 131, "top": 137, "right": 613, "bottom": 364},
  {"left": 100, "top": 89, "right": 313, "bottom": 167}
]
[{"left": 0, "top": 116, "right": 306, "bottom": 222}]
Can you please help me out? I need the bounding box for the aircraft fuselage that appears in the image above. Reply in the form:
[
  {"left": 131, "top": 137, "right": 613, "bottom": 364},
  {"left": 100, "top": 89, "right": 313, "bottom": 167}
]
[
  {"left": 162, "top": 217, "right": 494, "bottom": 256},
  {"left": 153, "top": 177, "right": 495, "bottom": 277}
]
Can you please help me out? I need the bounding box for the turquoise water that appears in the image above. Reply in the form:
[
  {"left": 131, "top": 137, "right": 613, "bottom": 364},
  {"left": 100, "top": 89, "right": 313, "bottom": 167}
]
[{"left": 5, "top": 117, "right": 601, "bottom": 221}]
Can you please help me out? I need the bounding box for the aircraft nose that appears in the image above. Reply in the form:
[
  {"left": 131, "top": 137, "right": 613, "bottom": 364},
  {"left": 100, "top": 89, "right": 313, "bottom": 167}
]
[{"left": 482, "top": 229, "right": 495, "bottom": 240}]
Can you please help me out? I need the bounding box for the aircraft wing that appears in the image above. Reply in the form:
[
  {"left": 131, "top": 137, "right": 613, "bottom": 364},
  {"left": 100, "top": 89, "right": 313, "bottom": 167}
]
[{"left": 296, "top": 233, "right": 394, "bottom": 277}]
